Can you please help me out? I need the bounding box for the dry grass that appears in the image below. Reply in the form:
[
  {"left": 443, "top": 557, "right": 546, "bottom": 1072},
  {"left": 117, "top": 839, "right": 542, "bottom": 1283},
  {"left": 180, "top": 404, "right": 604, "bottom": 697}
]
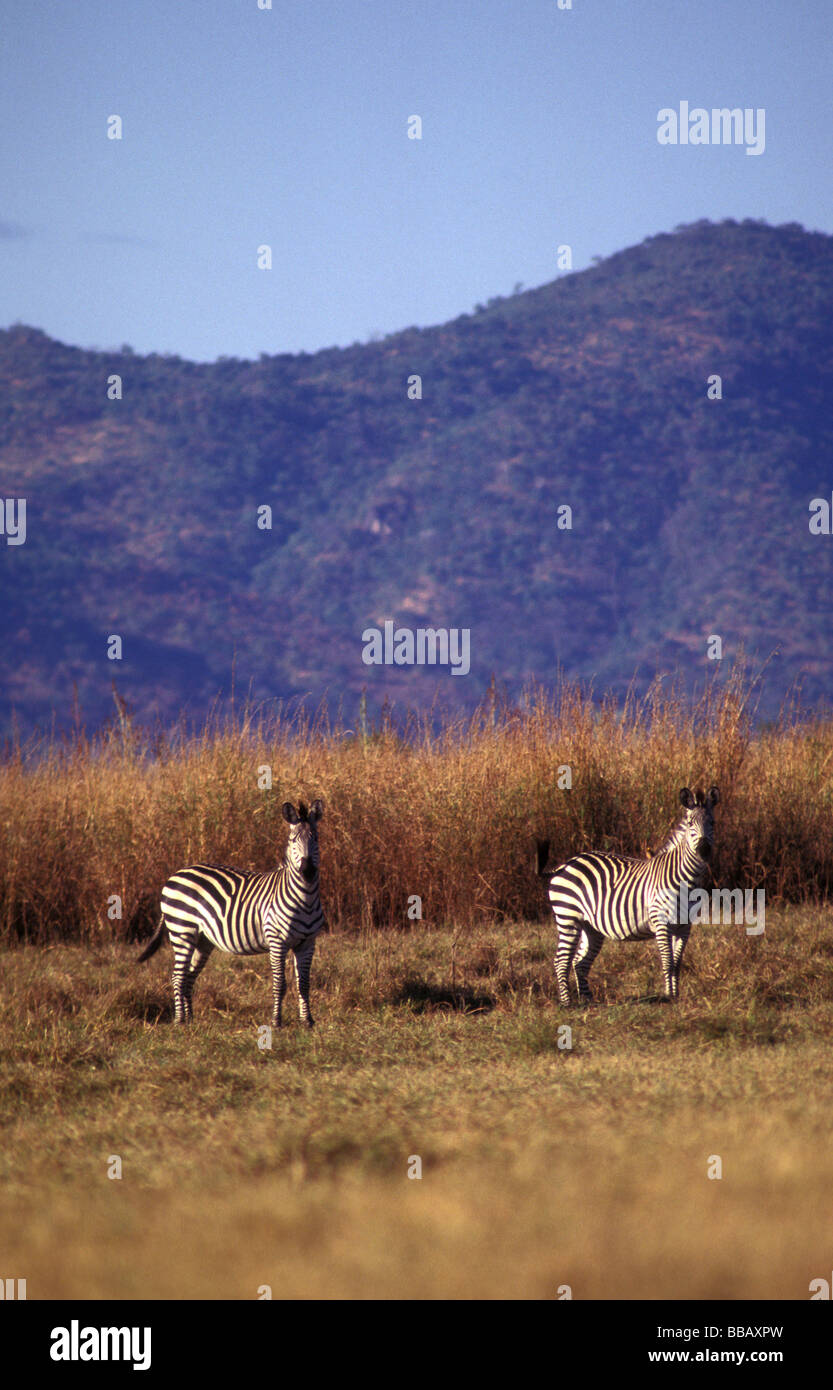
[
  {"left": 2, "top": 665, "right": 833, "bottom": 947},
  {"left": 2, "top": 668, "right": 833, "bottom": 1298},
  {"left": 1, "top": 908, "right": 832, "bottom": 1299}
]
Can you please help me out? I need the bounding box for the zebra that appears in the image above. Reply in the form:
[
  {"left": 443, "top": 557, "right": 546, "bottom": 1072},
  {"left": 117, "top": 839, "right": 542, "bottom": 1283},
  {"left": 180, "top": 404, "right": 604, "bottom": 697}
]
[
  {"left": 536, "top": 786, "right": 719, "bottom": 1005},
  {"left": 138, "top": 799, "right": 325, "bottom": 1027}
]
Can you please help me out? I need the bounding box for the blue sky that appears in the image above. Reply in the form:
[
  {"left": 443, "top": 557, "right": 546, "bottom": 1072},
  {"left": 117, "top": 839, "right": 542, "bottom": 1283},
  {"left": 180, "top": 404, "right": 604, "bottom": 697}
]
[{"left": 1, "top": 0, "right": 831, "bottom": 362}]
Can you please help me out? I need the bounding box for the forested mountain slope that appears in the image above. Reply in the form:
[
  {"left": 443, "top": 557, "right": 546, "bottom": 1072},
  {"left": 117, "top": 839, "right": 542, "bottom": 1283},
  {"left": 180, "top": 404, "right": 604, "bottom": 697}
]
[{"left": 1, "top": 218, "right": 831, "bottom": 734}]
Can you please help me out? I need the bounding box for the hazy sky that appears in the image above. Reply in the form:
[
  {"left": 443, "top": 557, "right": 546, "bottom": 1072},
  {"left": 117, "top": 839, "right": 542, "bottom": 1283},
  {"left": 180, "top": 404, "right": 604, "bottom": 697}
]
[{"left": 1, "top": 0, "right": 830, "bottom": 361}]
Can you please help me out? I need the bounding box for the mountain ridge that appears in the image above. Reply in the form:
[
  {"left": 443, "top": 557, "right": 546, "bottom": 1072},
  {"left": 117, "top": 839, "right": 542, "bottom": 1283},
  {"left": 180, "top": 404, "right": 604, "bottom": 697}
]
[{"left": 1, "top": 217, "right": 832, "bottom": 734}]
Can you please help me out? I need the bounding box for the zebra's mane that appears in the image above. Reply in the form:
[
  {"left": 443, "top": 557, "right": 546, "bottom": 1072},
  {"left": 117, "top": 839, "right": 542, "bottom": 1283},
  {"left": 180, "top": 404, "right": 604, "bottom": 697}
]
[{"left": 650, "top": 818, "right": 688, "bottom": 857}]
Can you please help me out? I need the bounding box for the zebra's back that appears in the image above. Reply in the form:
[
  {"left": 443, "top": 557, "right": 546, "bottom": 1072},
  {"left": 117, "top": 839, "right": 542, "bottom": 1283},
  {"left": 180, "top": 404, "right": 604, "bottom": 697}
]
[
  {"left": 161, "top": 863, "right": 278, "bottom": 955},
  {"left": 547, "top": 852, "right": 657, "bottom": 940}
]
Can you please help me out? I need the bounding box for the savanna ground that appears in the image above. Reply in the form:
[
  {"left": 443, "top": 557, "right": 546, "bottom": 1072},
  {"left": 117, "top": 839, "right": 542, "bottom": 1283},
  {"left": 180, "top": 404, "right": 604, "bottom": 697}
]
[
  {"left": 2, "top": 907, "right": 832, "bottom": 1300},
  {"left": 2, "top": 670, "right": 833, "bottom": 1299}
]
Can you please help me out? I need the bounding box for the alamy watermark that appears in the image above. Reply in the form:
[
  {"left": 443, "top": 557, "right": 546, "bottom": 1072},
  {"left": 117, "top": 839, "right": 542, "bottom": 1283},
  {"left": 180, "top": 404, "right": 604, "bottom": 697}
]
[
  {"left": 50, "top": 1322, "right": 151, "bottom": 1371},
  {"left": 657, "top": 103, "right": 765, "bottom": 156},
  {"left": 1, "top": 498, "right": 26, "bottom": 545},
  {"left": 809, "top": 495, "right": 833, "bottom": 534},
  {"left": 665, "top": 884, "right": 765, "bottom": 936},
  {"left": 362, "top": 622, "right": 470, "bottom": 676}
]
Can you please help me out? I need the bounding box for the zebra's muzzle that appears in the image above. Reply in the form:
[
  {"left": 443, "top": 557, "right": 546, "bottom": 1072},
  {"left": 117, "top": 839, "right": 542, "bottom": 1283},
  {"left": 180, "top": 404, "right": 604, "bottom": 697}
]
[
  {"left": 697, "top": 839, "right": 712, "bottom": 859},
  {"left": 300, "top": 858, "right": 318, "bottom": 882}
]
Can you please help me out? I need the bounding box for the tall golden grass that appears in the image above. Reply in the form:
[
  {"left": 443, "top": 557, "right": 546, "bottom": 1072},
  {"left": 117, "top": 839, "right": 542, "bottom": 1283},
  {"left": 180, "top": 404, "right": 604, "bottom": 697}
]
[{"left": 1, "top": 664, "right": 832, "bottom": 945}]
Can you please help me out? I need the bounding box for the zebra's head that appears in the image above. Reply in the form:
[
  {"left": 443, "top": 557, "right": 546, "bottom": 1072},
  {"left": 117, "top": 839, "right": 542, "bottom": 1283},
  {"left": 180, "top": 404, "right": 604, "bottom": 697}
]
[
  {"left": 282, "top": 799, "right": 323, "bottom": 882},
  {"left": 679, "top": 785, "right": 719, "bottom": 860}
]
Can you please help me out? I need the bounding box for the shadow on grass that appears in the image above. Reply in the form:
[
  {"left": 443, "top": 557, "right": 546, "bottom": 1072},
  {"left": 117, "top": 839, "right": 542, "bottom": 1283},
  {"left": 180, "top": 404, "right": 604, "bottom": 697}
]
[
  {"left": 392, "top": 975, "right": 495, "bottom": 1015},
  {"left": 121, "top": 994, "right": 176, "bottom": 1024},
  {"left": 624, "top": 991, "right": 673, "bottom": 1005},
  {"left": 681, "top": 1011, "right": 786, "bottom": 1045}
]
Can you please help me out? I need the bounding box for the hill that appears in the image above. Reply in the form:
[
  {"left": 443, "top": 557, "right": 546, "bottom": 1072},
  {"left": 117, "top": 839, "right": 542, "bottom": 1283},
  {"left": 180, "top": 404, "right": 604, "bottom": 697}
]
[{"left": 1, "top": 217, "right": 832, "bottom": 734}]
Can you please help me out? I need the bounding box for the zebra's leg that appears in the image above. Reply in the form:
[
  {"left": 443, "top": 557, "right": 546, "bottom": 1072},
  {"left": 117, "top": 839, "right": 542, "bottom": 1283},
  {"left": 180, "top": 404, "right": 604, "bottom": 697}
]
[
  {"left": 670, "top": 924, "right": 691, "bottom": 999},
  {"left": 554, "top": 916, "right": 582, "bottom": 1006},
  {"left": 292, "top": 939, "right": 316, "bottom": 1028},
  {"left": 170, "top": 932, "right": 197, "bottom": 1024},
  {"left": 573, "top": 927, "right": 604, "bottom": 1004},
  {"left": 183, "top": 934, "right": 215, "bottom": 1021},
  {"left": 653, "top": 921, "right": 674, "bottom": 1000},
  {"left": 267, "top": 937, "right": 290, "bottom": 1029}
]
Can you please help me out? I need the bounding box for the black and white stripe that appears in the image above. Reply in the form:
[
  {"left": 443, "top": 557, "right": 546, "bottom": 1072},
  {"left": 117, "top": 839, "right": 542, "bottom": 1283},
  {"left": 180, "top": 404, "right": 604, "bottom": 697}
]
[
  {"left": 537, "top": 786, "right": 719, "bottom": 1004},
  {"left": 138, "top": 799, "right": 325, "bottom": 1026}
]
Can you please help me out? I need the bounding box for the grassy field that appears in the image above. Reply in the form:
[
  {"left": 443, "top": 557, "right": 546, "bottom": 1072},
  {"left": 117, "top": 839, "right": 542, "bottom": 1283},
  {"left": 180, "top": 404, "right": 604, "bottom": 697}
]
[
  {"left": 2, "top": 907, "right": 832, "bottom": 1300},
  {"left": 2, "top": 670, "right": 832, "bottom": 1299}
]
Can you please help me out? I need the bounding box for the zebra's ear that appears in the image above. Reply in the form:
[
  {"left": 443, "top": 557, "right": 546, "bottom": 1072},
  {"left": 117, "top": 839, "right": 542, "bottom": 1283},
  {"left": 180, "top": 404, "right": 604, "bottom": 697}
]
[
  {"left": 707, "top": 785, "right": 720, "bottom": 806},
  {"left": 309, "top": 799, "right": 324, "bottom": 822},
  {"left": 680, "top": 787, "right": 696, "bottom": 809},
  {"left": 282, "top": 802, "right": 300, "bottom": 824}
]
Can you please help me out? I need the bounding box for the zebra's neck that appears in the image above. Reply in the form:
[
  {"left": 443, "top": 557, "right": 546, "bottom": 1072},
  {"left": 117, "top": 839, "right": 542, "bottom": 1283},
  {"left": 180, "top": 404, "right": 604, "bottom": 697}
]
[
  {"left": 654, "top": 821, "right": 687, "bottom": 855},
  {"left": 282, "top": 862, "right": 320, "bottom": 898},
  {"left": 667, "top": 832, "right": 707, "bottom": 886}
]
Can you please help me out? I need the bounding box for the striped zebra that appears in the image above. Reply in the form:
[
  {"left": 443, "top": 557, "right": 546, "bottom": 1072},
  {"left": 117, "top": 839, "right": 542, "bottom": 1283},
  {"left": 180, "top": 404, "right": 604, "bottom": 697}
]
[
  {"left": 138, "top": 799, "right": 325, "bottom": 1026},
  {"left": 537, "top": 786, "right": 718, "bottom": 1004}
]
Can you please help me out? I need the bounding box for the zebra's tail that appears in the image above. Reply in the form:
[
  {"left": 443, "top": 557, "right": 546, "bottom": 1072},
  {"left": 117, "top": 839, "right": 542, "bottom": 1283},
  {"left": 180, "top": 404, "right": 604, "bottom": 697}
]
[
  {"left": 536, "top": 839, "right": 551, "bottom": 877},
  {"left": 137, "top": 919, "right": 167, "bottom": 962}
]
